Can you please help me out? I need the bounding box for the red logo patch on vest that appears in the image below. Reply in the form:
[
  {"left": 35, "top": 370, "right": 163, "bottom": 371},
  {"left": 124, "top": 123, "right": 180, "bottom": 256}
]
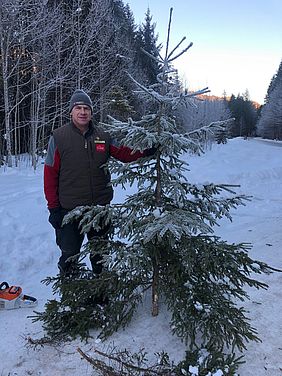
[{"left": 96, "top": 143, "right": 106, "bottom": 152}]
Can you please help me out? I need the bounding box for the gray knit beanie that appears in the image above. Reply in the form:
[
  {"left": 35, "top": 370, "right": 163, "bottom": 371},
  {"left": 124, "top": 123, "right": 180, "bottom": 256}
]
[{"left": 69, "top": 89, "right": 93, "bottom": 113}]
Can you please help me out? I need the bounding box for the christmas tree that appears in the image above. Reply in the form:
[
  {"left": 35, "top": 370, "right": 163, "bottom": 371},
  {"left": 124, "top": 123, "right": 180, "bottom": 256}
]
[{"left": 34, "top": 8, "right": 275, "bottom": 373}]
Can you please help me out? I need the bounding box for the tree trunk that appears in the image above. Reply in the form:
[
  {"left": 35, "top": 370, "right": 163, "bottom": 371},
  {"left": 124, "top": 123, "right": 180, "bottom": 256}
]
[
  {"left": 151, "top": 257, "right": 159, "bottom": 316},
  {"left": 0, "top": 35, "right": 13, "bottom": 167}
]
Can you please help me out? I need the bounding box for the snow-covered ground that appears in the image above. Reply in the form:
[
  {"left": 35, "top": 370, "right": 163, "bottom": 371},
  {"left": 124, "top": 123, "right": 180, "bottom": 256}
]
[{"left": 0, "top": 137, "right": 281, "bottom": 375}]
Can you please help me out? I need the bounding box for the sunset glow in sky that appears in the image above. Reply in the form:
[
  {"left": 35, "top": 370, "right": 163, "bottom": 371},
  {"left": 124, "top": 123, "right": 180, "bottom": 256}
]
[{"left": 126, "top": 0, "right": 282, "bottom": 104}]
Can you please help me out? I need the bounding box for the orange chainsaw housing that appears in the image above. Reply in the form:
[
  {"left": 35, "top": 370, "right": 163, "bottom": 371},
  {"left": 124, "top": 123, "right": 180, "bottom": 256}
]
[
  {"left": 0, "top": 285, "right": 22, "bottom": 301},
  {"left": 0, "top": 282, "right": 38, "bottom": 310}
]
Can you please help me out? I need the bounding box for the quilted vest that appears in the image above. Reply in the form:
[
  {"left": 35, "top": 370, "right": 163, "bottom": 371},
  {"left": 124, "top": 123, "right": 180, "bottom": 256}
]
[{"left": 53, "top": 121, "right": 113, "bottom": 209}]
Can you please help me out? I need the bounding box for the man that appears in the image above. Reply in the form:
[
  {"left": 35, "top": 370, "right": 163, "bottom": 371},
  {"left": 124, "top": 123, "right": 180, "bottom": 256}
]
[{"left": 44, "top": 89, "right": 154, "bottom": 276}]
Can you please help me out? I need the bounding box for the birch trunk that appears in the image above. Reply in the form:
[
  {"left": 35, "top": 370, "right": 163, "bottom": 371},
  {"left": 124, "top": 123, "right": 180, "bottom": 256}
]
[{"left": 1, "top": 41, "right": 13, "bottom": 167}]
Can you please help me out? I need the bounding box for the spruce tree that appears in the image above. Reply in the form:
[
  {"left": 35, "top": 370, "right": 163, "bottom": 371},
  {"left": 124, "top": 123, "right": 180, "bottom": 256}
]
[
  {"left": 135, "top": 8, "right": 161, "bottom": 86},
  {"left": 257, "top": 59, "right": 282, "bottom": 139},
  {"left": 227, "top": 93, "right": 257, "bottom": 138},
  {"left": 35, "top": 8, "right": 276, "bottom": 373},
  {"left": 107, "top": 85, "right": 135, "bottom": 121}
]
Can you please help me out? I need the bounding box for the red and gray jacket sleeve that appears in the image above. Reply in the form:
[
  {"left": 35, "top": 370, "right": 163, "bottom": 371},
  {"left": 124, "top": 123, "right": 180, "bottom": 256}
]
[
  {"left": 44, "top": 136, "right": 61, "bottom": 209},
  {"left": 109, "top": 144, "right": 150, "bottom": 162}
]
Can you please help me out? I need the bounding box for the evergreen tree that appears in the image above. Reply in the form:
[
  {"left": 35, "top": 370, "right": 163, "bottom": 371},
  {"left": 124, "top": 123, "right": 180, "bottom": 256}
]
[
  {"left": 107, "top": 84, "right": 135, "bottom": 121},
  {"left": 228, "top": 93, "right": 257, "bottom": 137},
  {"left": 264, "top": 60, "right": 282, "bottom": 105},
  {"left": 256, "top": 59, "right": 282, "bottom": 139},
  {"left": 135, "top": 8, "right": 161, "bottom": 86},
  {"left": 34, "top": 9, "right": 276, "bottom": 373}
]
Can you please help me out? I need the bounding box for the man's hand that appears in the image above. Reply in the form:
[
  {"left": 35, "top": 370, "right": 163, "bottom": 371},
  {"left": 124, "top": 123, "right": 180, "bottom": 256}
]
[
  {"left": 144, "top": 145, "right": 158, "bottom": 157},
  {"left": 48, "top": 207, "right": 64, "bottom": 229}
]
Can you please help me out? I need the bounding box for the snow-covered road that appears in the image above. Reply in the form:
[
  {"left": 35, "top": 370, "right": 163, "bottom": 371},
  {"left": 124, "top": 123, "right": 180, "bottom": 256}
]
[{"left": 0, "top": 138, "right": 281, "bottom": 375}]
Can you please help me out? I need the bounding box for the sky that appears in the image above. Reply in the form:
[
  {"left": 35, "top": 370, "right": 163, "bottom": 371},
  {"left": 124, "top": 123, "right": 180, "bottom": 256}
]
[
  {"left": 1, "top": 138, "right": 282, "bottom": 375},
  {"left": 126, "top": 0, "right": 282, "bottom": 104}
]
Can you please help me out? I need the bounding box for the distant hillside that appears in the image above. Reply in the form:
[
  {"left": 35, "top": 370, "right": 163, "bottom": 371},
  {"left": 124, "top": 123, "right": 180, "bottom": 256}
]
[{"left": 196, "top": 93, "right": 261, "bottom": 108}]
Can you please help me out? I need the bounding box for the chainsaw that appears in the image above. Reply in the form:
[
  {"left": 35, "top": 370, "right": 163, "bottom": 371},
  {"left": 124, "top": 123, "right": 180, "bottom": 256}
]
[{"left": 0, "top": 281, "right": 38, "bottom": 310}]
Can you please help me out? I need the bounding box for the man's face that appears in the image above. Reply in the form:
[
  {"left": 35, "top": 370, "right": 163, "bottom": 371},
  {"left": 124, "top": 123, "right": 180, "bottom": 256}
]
[{"left": 71, "top": 104, "right": 92, "bottom": 128}]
